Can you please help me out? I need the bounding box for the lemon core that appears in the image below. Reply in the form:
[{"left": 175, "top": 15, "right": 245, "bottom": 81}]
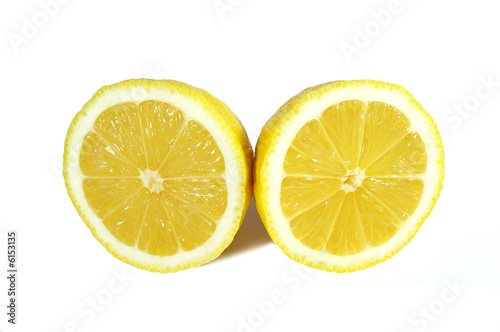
[
  {"left": 140, "top": 169, "right": 164, "bottom": 194},
  {"left": 341, "top": 169, "right": 365, "bottom": 193}
]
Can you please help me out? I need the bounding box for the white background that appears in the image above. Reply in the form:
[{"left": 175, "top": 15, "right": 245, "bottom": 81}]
[{"left": 1, "top": 0, "right": 500, "bottom": 331}]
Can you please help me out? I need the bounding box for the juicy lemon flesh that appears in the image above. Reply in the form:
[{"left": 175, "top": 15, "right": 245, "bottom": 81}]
[
  {"left": 281, "top": 100, "right": 427, "bottom": 256},
  {"left": 79, "top": 100, "right": 227, "bottom": 256}
]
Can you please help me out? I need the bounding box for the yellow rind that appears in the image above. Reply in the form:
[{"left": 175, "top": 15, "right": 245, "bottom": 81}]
[
  {"left": 64, "top": 79, "right": 252, "bottom": 273},
  {"left": 254, "top": 80, "right": 444, "bottom": 273}
]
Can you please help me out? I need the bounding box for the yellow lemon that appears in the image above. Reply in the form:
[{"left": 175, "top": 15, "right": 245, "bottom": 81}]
[
  {"left": 254, "top": 80, "right": 444, "bottom": 272},
  {"left": 64, "top": 79, "right": 252, "bottom": 272}
]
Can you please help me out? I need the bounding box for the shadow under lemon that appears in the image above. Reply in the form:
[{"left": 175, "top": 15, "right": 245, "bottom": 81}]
[{"left": 217, "top": 198, "right": 272, "bottom": 260}]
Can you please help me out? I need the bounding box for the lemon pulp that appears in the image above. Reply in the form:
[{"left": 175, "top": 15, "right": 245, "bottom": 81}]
[
  {"left": 79, "top": 100, "right": 227, "bottom": 256},
  {"left": 280, "top": 100, "right": 427, "bottom": 256}
]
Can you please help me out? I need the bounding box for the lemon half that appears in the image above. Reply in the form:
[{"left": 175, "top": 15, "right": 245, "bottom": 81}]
[
  {"left": 64, "top": 79, "right": 252, "bottom": 272},
  {"left": 254, "top": 80, "right": 444, "bottom": 272}
]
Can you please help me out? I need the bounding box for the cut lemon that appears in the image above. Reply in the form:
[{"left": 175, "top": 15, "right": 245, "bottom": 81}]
[
  {"left": 64, "top": 79, "right": 252, "bottom": 272},
  {"left": 254, "top": 80, "right": 444, "bottom": 272}
]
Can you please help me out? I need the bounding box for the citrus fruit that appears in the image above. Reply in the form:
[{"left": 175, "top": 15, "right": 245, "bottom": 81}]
[
  {"left": 254, "top": 80, "right": 444, "bottom": 272},
  {"left": 64, "top": 79, "right": 252, "bottom": 272}
]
